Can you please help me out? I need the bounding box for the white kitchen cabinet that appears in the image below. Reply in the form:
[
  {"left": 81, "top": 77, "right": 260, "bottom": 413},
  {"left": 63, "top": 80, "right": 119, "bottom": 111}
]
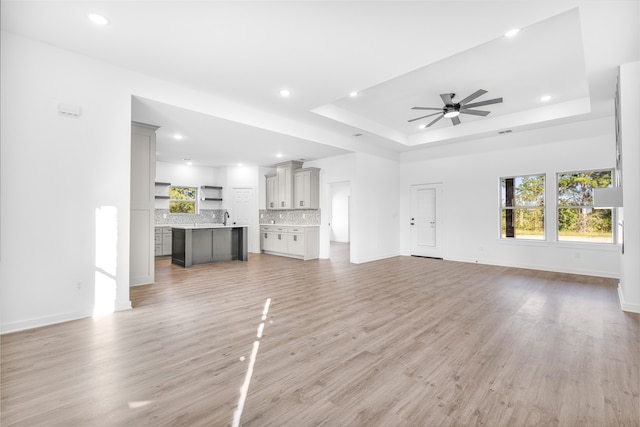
[
  {"left": 265, "top": 161, "right": 305, "bottom": 210},
  {"left": 266, "top": 175, "right": 277, "bottom": 209},
  {"left": 274, "top": 228, "right": 289, "bottom": 253},
  {"left": 294, "top": 168, "right": 320, "bottom": 209},
  {"left": 260, "top": 225, "right": 319, "bottom": 260},
  {"left": 287, "top": 228, "right": 305, "bottom": 256},
  {"left": 155, "top": 226, "right": 172, "bottom": 256}
]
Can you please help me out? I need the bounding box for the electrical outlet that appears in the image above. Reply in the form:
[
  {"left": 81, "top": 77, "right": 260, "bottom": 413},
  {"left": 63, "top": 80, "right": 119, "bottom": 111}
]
[
  {"left": 213, "top": 214, "right": 216, "bottom": 218},
  {"left": 279, "top": 214, "right": 283, "bottom": 218},
  {"left": 260, "top": 214, "right": 264, "bottom": 219},
  {"left": 303, "top": 214, "right": 306, "bottom": 219}
]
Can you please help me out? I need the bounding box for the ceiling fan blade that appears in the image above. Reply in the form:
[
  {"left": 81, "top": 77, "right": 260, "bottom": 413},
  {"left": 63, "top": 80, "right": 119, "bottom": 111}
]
[
  {"left": 458, "top": 89, "right": 487, "bottom": 106},
  {"left": 451, "top": 116, "right": 461, "bottom": 126},
  {"left": 459, "top": 109, "right": 491, "bottom": 116},
  {"left": 440, "top": 93, "right": 454, "bottom": 106},
  {"left": 426, "top": 114, "right": 444, "bottom": 127},
  {"left": 411, "top": 106, "right": 443, "bottom": 111},
  {"left": 462, "top": 97, "right": 503, "bottom": 109},
  {"left": 408, "top": 112, "right": 442, "bottom": 123}
]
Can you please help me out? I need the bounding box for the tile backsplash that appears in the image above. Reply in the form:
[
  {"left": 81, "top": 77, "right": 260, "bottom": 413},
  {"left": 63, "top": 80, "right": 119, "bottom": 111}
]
[
  {"left": 155, "top": 209, "right": 226, "bottom": 225},
  {"left": 259, "top": 209, "right": 321, "bottom": 225},
  {"left": 155, "top": 209, "right": 321, "bottom": 226}
]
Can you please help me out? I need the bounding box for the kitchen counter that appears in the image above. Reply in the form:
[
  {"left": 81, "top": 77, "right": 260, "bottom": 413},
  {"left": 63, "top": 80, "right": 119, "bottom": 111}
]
[
  {"left": 171, "top": 225, "right": 247, "bottom": 267},
  {"left": 258, "top": 224, "right": 320, "bottom": 228},
  {"left": 170, "top": 223, "right": 235, "bottom": 229}
]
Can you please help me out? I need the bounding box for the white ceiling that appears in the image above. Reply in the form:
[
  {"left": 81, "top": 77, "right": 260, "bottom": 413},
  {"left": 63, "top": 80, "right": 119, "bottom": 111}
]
[{"left": 2, "top": 1, "right": 639, "bottom": 167}]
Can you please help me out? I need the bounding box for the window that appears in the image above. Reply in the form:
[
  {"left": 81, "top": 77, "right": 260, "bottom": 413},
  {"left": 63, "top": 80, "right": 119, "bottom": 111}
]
[
  {"left": 500, "top": 175, "right": 545, "bottom": 240},
  {"left": 169, "top": 186, "right": 197, "bottom": 213},
  {"left": 557, "top": 170, "right": 613, "bottom": 243}
]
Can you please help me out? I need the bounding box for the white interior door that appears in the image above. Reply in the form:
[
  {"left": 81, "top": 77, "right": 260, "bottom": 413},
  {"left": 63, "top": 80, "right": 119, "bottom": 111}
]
[
  {"left": 410, "top": 183, "right": 444, "bottom": 258},
  {"left": 231, "top": 188, "right": 252, "bottom": 226}
]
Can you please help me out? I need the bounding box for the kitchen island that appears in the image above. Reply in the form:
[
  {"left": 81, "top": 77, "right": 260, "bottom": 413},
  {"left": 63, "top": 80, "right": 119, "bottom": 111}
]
[{"left": 171, "top": 224, "right": 248, "bottom": 268}]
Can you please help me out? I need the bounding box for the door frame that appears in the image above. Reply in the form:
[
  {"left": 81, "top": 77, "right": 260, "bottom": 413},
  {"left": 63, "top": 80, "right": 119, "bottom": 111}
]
[{"left": 410, "top": 182, "right": 444, "bottom": 259}]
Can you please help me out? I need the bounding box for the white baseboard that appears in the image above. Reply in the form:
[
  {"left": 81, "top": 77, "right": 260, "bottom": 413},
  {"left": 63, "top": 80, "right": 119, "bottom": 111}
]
[
  {"left": 445, "top": 256, "right": 619, "bottom": 279},
  {"left": 618, "top": 284, "right": 640, "bottom": 313},
  {"left": 1, "top": 311, "right": 91, "bottom": 335},
  {"left": 1, "top": 302, "right": 132, "bottom": 335},
  {"left": 352, "top": 252, "right": 399, "bottom": 264}
]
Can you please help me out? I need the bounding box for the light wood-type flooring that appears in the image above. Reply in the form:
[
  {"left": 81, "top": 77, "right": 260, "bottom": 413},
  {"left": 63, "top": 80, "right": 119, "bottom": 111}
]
[{"left": 2, "top": 243, "right": 639, "bottom": 426}]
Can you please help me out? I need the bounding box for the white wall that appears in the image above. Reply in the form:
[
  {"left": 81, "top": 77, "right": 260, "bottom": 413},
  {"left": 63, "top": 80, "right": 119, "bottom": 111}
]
[
  {"left": 1, "top": 33, "right": 135, "bottom": 332},
  {"left": 618, "top": 61, "right": 640, "bottom": 312},
  {"left": 353, "top": 153, "right": 401, "bottom": 263},
  {"left": 399, "top": 116, "right": 620, "bottom": 278}
]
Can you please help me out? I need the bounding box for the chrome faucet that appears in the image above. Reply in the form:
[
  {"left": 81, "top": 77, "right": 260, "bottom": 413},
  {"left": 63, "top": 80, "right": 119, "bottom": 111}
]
[{"left": 223, "top": 210, "right": 230, "bottom": 226}]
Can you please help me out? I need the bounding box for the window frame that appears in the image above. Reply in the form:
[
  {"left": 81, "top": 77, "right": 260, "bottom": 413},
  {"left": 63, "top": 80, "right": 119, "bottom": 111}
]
[
  {"left": 169, "top": 186, "right": 199, "bottom": 214},
  {"left": 499, "top": 173, "right": 546, "bottom": 241},
  {"left": 556, "top": 168, "right": 615, "bottom": 245}
]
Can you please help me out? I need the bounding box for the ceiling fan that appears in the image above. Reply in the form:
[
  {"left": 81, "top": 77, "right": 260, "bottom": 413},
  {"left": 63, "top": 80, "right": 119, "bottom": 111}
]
[{"left": 408, "top": 89, "right": 503, "bottom": 127}]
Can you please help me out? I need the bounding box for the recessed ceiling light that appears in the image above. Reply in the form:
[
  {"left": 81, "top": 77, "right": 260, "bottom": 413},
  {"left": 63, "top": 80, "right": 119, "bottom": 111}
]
[
  {"left": 88, "top": 13, "right": 110, "bottom": 26},
  {"left": 505, "top": 28, "right": 520, "bottom": 37},
  {"left": 276, "top": 153, "right": 283, "bottom": 158},
  {"left": 349, "top": 91, "right": 359, "bottom": 97},
  {"left": 238, "top": 163, "right": 243, "bottom": 167},
  {"left": 173, "top": 134, "right": 183, "bottom": 140},
  {"left": 279, "top": 89, "right": 291, "bottom": 97},
  {"left": 184, "top": 158, "right": 192, "bottom": 166},
  {"left": 540, "top": 95, "right": 552, "bottom": 102}
]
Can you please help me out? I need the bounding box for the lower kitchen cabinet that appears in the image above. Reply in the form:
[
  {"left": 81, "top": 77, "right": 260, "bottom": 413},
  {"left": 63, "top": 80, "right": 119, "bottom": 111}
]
[
  {"left": 155, "top": 226, "right": 172, "bottom": 256},
  {"left": 260, "top": 225, "right": 319, "bottom": 260}
]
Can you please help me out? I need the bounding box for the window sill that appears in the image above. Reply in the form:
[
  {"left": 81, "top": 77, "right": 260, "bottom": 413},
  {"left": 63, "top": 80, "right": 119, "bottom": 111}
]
[
  {"left": 552, "top": 241, "right": 619, "bottom": 251},
  {"left": 497, "top": 238, "right": 550, "bottom": 247}
]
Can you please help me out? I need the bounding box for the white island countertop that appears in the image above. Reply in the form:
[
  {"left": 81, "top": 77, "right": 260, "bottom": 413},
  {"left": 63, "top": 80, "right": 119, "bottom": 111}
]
[{"left": 170, "top": 224, "right": 245, "bottom": 230}]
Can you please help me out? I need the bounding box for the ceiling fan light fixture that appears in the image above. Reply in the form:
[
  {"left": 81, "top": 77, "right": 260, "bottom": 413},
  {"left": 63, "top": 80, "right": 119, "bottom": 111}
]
[{"left": 443, "top": 109, "right": 460, "bottom": 118}]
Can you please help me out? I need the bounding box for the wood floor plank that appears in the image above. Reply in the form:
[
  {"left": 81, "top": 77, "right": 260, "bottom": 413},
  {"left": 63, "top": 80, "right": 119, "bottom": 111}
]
[{"left": 2, "top": 243, "right": 638, "bottom": 426}]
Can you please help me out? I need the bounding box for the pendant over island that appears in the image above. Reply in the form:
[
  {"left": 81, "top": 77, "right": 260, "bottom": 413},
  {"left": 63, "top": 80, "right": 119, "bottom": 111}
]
[{"left": 171, "top": 224, "right": 248, "bottom": 268}]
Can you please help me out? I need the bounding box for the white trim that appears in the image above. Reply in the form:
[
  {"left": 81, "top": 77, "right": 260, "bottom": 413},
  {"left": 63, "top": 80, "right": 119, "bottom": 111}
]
[
  {"left": 1, "top": 311, "right": 90, "bottom": 335},
  {"left": 1, "top": 302, "right": 131, "bottom": 335},
  {"left": 618, "top": 284, "right": 640, "bottom": 313},
  {"left": 352, "top": 252, "right": 399, "bottom": 264},
  {"left": 437, "top": 255, "right": 619, "bottom": 279}
]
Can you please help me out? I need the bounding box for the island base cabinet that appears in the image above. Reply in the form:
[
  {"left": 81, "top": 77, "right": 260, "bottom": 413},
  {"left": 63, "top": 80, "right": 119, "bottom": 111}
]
[
  {"left": 260, "top": 225, "right": 319, "bottom": 260},
  {"left": 172, "top": 227, "right": 247, "bottom": 268}
]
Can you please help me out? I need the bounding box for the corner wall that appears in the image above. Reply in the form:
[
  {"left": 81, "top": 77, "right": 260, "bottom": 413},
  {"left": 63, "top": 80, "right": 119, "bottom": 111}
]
[{"left": 618, "top": 61, "right": 640, "bottom": 312}]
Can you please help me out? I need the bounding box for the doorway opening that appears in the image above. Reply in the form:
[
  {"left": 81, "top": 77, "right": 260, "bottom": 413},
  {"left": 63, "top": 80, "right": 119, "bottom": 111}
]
[{"left": 328, "top": 181, "right": 350, "bottom": 261}]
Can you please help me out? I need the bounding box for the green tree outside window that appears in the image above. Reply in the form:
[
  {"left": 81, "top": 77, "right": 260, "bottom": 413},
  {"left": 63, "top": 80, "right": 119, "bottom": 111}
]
[
  {"left": 557, "top": 170, "right": 613, "bottom": 243},
  {"left": 169, "top": 186, "right": 197, "bottom": 214}
]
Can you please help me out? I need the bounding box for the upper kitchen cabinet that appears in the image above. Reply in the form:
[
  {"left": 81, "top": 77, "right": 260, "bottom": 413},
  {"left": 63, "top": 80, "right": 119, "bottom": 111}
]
[
  {"left": 266, "top": 174, "right": 277, "bottom": 209},
  {"left": 294, "top": 168, "right": 320, "bottom": 209},
  {"left": 276, "top": 161, "right": 302, "bottom": 209},
  {"left": 265, "top": 161, "right": 320, "bottom": 210}
]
